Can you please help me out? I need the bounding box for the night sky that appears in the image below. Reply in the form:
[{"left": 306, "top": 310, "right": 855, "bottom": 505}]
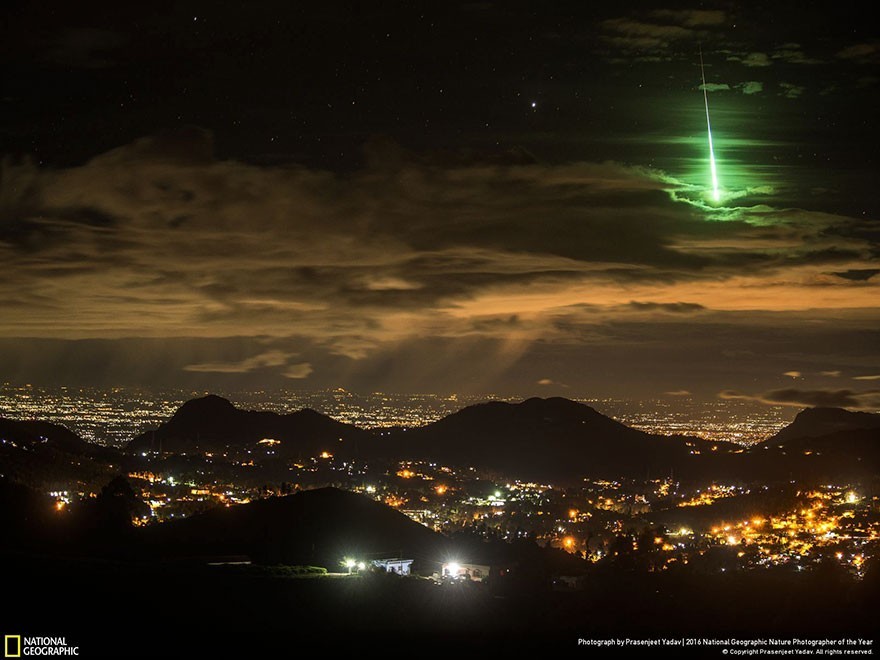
[{"left": 2, "top": 1, "right": 878, "bottom": 407}]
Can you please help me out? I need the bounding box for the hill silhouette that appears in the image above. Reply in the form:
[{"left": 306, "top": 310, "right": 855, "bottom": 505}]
[
  {"left": 377, "top": 397, "right": 737, "bottom": 481},
  {"left": 0, "top": 416, "right": 118, "bottom": 459},
  {"left": 127, "top": 395, "right": 746, "bottom": 482},
  {"left": 117, "top": 396, "right": 880, "bottom": 483},
  {"left": 0, "top": 416, "right": 121, "bottom": 488},
  {"left": 138, "top": 486, "right": 449, "bottom": 567},
  {"left": 746, "top": 408, "right": 880, "bottom": 478},
  {"left": 127, "top": 394, "right": 370, "bottom": 458},
  {"left": 761, "top": 407, "right": 880, "bottom": 447},
  {"left": 0, "top": 477, "right": 57, "bottom": 548}
]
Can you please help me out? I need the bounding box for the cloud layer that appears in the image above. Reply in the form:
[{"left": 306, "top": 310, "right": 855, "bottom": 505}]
[
  {"left": 0, "top": 129, "right": 877, "bottom": 397},
  {"left": 720, "top": 388, "right": 880, "bottom": 411}
]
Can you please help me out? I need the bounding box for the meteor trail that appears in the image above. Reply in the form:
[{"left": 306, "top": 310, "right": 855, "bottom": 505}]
[{"left": 699, "top": 46, "right": 720, "bottom": 202}]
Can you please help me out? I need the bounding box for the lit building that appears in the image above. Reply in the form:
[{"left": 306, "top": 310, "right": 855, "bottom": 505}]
[
  {"left": 372, "top": 558, "right": 414, "bottom": 575},
  {"left": 441, "top": 561, "right": 491, "bottom": 582}
]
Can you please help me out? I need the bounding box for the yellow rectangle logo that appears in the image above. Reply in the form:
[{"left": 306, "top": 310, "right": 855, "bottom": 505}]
[{"left": 4, "top": 635, "right": 21, "bottom": 658}]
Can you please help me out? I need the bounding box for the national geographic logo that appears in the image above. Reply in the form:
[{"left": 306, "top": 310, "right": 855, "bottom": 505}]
[
  {"left": 4, "top": 637, "right": 19, "bottom": 658},
  {"left": 4, "top": 636, "right": 78, "bottom": 657}
]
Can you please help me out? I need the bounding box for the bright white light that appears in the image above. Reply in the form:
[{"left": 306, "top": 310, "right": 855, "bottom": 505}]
[
  {"left": 344, "top": 559, "right": 356, "bottom": 569},
  {"left": 447, "top": 562, "right": 460, "bottom": 576},
  {"left": 357, "top": 562, "right": 366, "bottom": 571}
]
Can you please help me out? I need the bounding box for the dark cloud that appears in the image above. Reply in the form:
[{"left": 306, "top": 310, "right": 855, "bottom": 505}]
[
  {"left": 600, "top": 8, "right": 727, "bottom": 56},
  {"left": 281, "top": 363, "right": 314, "bottom": 379},
  {"left": 1, "top": 135, "right": 876, "bottom": 329},
  {"left": 183, "top": 350, "right": 299, "bottom": 374},
  {"left": 737, "top": 81, "right": 764, "bottom": 95},
  {"left": 836, "top": 43, "right": 880, "bottom": 63},
  {"left": 536, "top": 378, "right": 568, "bottom": 388},
  {"left": 772, "top": 43, "right": 822, "bottom": 65},
  {"left": 0, "top": 130, "right": 876, "bottom": 391},
  {"left": 0, "top": 3, "right": 874, "bottom": 399},
  {"left": 650, "top": 10, "right": 726, "bottom": 27},
  {"left": 1, "top": 310, "right": 878, "bottom": 398},
  {"left": 735, "top": 52, "right": 772, "bottom": 68},
  {"left": 719, "top": 388, "right": 880, "bottom": 411},
  {"left": 601, "top": 18, "right": 692, "bottom": 42},
  {"left": 626, "top": 302, "right": 705, "bottom": 314},
  {"left": 97, "top": 126, "right": 216, "bottom": 165},
  {"left": 833, "top": 269, "right": 880, "bottom": 281},
  {"left": 598, "top": 13, "right": 708, "bottom": 58},
  {"left": 778, "top": 82, "right": 805, "bottom": 98}
]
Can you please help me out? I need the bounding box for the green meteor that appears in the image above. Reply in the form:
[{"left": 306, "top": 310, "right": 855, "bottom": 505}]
[{"left": 699, "top": 47, "right": 720, "bottom": 202}]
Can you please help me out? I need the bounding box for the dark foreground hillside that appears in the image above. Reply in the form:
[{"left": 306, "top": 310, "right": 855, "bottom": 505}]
[{"left": 4, "top": 553, "right": 877, "bottom": 656}]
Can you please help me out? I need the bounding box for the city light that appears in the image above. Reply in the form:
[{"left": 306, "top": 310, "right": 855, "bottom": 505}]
[
  {"left": 4, "top": 385, "right": 877, "bottom": 596},
  {"left": 343, "top": 558, "right": 357, "bottom": 574},
  {"left": 0, "top": 0, "right": 876, "bottom": 647}
]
